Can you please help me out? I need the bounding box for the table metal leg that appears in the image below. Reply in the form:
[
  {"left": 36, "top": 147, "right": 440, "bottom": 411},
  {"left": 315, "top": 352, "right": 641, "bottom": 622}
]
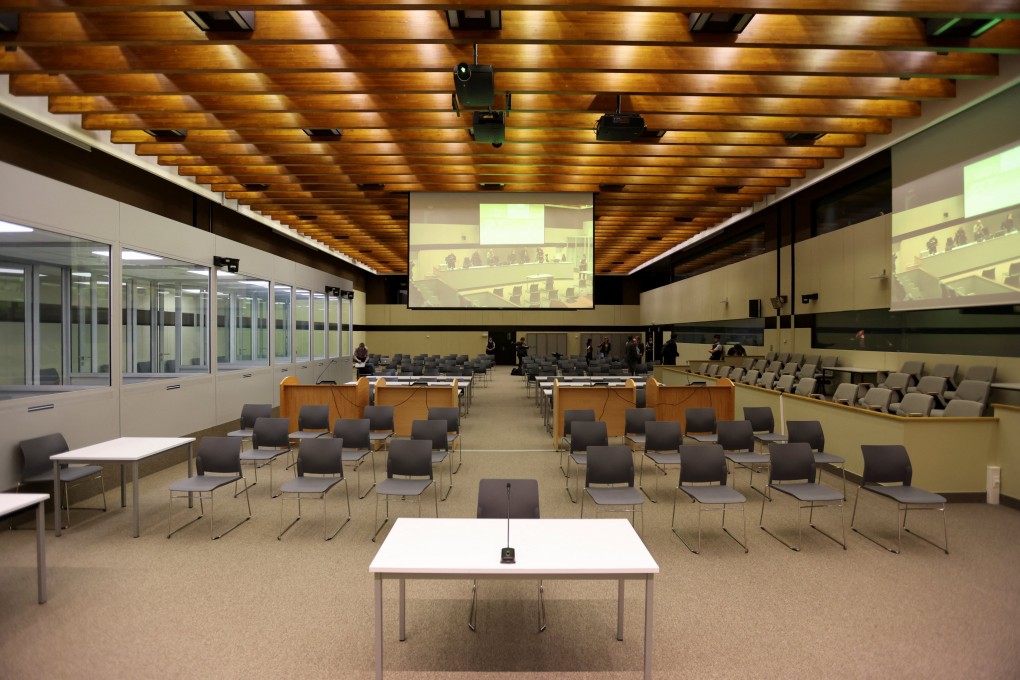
[
  {"left": 644, "top": 575, "right": 654, "bottom": 680},
  {"left": 399, "top": 577, "right": 406, "bottom": 641},
  {"left": 36, "top": 500, "right": 47, "bottom": 604},
  {"left": 120, "top": 463, "right": 127, "bottom": 507},
  {"left": 617, "top": 579, "right": 625, "bottom": 641},
  {"left": 375, "top": 576, "right": 383, "bottom": 680},
  {"left": 131, "top": 461, "right": 140, "bottom": 538},
  {"left": 53, "top": 463, "right": 61, "bottom": 537}
]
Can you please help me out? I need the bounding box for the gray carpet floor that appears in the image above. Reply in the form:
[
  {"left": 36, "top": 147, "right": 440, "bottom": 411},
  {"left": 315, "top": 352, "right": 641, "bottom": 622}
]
[{"left": 2, "top": 369, "right": 1020, "bottom": 679}]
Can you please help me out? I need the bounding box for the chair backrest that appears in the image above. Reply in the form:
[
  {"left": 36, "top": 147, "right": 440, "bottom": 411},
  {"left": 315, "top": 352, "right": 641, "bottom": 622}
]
[
  {"left": 728, "top": 367, "right": 745, "bottom": 383},
  {"left": 774, "top": 374, "right": 795, "bottom": 392},
  {"left": 363, "top": 405, "right": 395, "bottom": 432},
  {"left": 585, "top": 445, "right": 635, "bottom": 487},
  {"left": 562, "top": 409, "right": 596, "bottom": 436},
  {"left": 252, "top": 417, "right": 291, "bottom": 449},
  {"left": 678, "top": 444, "right": 728, "bottom": 486},
  {"left": 295, "top": 437, "right": 345, "bottom": 477},
  {"left": 794, "top": 377, "right": 817, "bottom": 397},
  {"left": 929, "top": 363, "right": 957, "bottom": 384},
  {"left": 297, "top": 404, "right": 330, "bottom": 431},
  {"left": 411, "top": 419, "right": 449, "bottom": 452},
  {"left": 716, "top": 419, "right": 754, "bottom": 453},
  {"left": 803, "top": 354, "right": 820, "bottom": 367},
  {"left": 860, "top": 387, "right": 893, "bottom": 412},
  {"left": 476, "top": 479, "right": 540, "bottom": 519},
  {"left": 899, "top": 361, "right": 924, "bottom": 381},
  {"left": 386, "top": 439, "right": 433, "bottom": 478},
  {"left": 797, "top": 363, "right": 817, "bottom": 379},
  {"left": 962, "top": 365, "right": 996, "bottom": 383},
  {"left": 758, "top": 371, "right": 777, "bottom": 389},
  {"left": 766, "top": 360, "right": 783, "bottom": 373},
  {"left": 684, "top": 407, "right": 717, "bottom": 435},
  {"left": 716, "top": 365, "right": 732, "bottom": 379},
  {"left": 881, "top": 372, "right": 912, "bottom": 391},
  {"left": 896, "top": 393, "right": 934, "bottom": 417},
  {"left": 819, "top": 355, "right": 837, "bottom": 368},
  {"left": 789, "top": 353, "right": 803, "bottom": 365},
  {"left": 19, "top": 433, "right": 70, "bottom": 479},
  {"left": 786, "top": 420, "right": 825, "bottom": 451},
  {"left": 831, "top": 382, "right": 858, "bottom": 406},
  {"left": 624, "top": 408, "right": 656, "bottom": 436},
  {"left": 428, "top": 406, "right": 460, "bottom": 434},
  {"left": 196, "top": 436, "right": 243, "bottom": 475},
  {"left": 768, "top": 442, "right": 816, "bottom": 484},
  {"left": 239, "top": 403, "right": 273, "bottom": 428},
  {"left": 860, "top": 444, "right": 912, "bottom": 486},
  {"left": 742, "top": 406, "right": 775, "bottom": 433},
  {"left": 706, "top": 364, "right": 720, "bottom": 377},
  {"left": 741, "top": 369, "right": 760, "bottom": 385},
  {"left": 643, "top": 421, "right": 681, "bottom": 452},
  {"left": 941, "top": 399, "right": 984, "bottom": 417},
  {"left": 764, "top": 351, "right": 777, "bottom": 363},
  {"left": 570, "top": 420, "right": 609, "bottom": 453},
  {"left": 780, "top": 362, "right": 799, "bottom": 376},
  {"left": 913, "top": 375, "right": 947, "bottom": 397},
  {"left": 332, "top": 418, "right": 371, "bottom": 450},
  {"left": 953, "top": 380, "right": 991, "bottom": 404}
]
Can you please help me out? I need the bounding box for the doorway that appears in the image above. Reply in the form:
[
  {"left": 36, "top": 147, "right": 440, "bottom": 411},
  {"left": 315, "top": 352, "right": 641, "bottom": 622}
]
[{"left": 489, "top": 330, "right": 517, "bottom": 365}]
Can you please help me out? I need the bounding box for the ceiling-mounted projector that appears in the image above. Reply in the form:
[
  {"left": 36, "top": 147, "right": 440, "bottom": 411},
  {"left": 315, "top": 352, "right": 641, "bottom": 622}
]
[
  {"left": 595, "top": 113, "right": 646, "bottom": 141},
  {"left": 454, "top": 62, "right": 495, "bottom": 107}
]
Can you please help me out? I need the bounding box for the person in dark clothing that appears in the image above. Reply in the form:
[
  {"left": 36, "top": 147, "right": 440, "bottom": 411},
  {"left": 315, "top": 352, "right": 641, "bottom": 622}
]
[
  {"left": 727, "top": 343, "right": 747, "bottom": 357},
  {"left": 485, "top": 336, "right": 496, "bottom": 356},
  {"left": 626, "top": 335, "right": 642, "bottom": 376},
  {"left": 515, "top": 337, "right": 529, "bottom": 367},
  {"left": 662, "top": 334, "right": 679, "bottom": 365},
  {"left": 585, "top": 338, "right": 594, "bottom": 365},
  {"left": 709, "top": 335, "right": 724, "bottom": 361}
]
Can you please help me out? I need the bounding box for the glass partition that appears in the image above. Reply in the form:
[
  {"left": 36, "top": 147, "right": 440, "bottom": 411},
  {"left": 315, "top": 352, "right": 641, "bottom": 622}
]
[
  {"left": 328, "top": 291, "right": 340, "bottom": 358},
  {"left": 123, "top": 255, "right": 210, "bottom": 380},
  {"left": 274, "top": 284, "right": 292, "bottom": 363},
  {"left": 342, "top": 291, "right": 352, "bottom": 357},
  {"left": 216, "top": 272, "right": 270, "bottom": 369},
  {"left": 294, "top": 288, "right": 310, "bottom": 363},
  {"left": 0, "top": 219, "right": 111, "bottom": 398},
  {"left": 312, "top": 291, "right": 326, "bottom": 360}
]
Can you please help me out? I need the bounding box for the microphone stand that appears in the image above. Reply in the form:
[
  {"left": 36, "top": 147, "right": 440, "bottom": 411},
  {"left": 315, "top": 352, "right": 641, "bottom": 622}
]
[{"left": 501, "top": 482, "right": 516, "bottom": 563}]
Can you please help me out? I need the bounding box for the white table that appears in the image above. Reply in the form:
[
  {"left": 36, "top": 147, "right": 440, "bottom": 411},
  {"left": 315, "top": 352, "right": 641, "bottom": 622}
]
[
  {"left": 51, "top": 437, "right": 195, "bottom": 538},
  {"left": 0, "top": 493, "right": 49, "bottom": 603},
  {"left": 370, "top": 517, "right": 658, "bottom": 679}
]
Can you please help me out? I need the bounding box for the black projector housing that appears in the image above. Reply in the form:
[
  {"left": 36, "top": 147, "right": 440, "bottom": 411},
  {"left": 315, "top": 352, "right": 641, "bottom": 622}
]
[
  {"left": 595, "top": 113, "right": 646, "bottom": 141},
  {"left": 472, "top": 111, "right": 505, "bottom": 144},
  {"left": 454, "top": 63, "right": 495, "bottom": 107}
]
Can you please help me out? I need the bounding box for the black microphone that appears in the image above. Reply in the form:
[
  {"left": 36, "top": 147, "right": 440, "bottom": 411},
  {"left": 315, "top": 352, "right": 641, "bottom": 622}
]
[{"left": 501, "top": 482, "right": 516, "bottom": 564}]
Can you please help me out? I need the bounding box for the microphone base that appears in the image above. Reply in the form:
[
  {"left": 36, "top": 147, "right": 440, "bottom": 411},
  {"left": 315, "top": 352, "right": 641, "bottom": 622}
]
[{"left": 500, "top": 547, "right": 516, "bottom": 564}]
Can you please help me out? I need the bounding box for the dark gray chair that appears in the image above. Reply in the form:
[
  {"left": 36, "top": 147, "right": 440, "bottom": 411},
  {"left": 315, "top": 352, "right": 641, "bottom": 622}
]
[
  {"left": 371, "top": 439, "right": 436, "bottom": 542},
  {"left": 332, "top": 418, "right": 377, "bottom": 499},
  {"left": 742, "top": 406, "right": 787, "bottom": 448},
  {"left": 428, "top": 406, "right": 462, "bottom": 474},
  {"left": 469, "top": 479, "right": 545, "bottom": 633},
  {"left": 683, "top": 407, "right": 718, "bottom": 444},
  {"left": 559, "top": 409, "right": 596, "bottom": 476},
  {"left": 852, "top": 444, "right": 948, "bottom": 554},
  {"left": 760, "top": 443, "right": 846, "bottom": 551},
  {"left": 168, "top": 436, "right": 250, "bottom": 540},
  {"left": 412, "top": 419, "right": 453, "bottom": 501},
  {"left": 719, "top": 419, "right": 769, "bottom": 497},
  {"left": 582, "top": 445, "right": 644, "bottom": 535},
  {"left": 363, "top": 405, "right": 395, "bottom": 450},
  {"left": 276, "top": 437, "right": 351, "bottom": 541},
  {"left": 288, "top": 404, "right": 331, "bottom": 468},
  {"left": 565, "top": 420, "right": 609, "bottom": 503},
  {"left": 18, "top": 433, "right": 106, "bottom": 530},
  {"left": 672, "top": 444, "right": 747, "bottom": 554},
  {"left": 623, "top": 407, "right": 656, "bottom": 452},
  {"left": 786, "top": 420, "right": 847, "bottom": 499},
  {"left": 639, "top": 420, "right": 682, "bottom": 502},
  {"left": 239, "top": 417, "right": 292, "bottom": 497},
  {"left": 227, "top": 403, "right": 273, "bottom": 442}
]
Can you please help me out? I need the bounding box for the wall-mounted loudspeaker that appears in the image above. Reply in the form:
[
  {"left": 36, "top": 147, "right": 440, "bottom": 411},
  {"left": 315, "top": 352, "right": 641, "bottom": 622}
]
[
  {"left": 748, "top": 299, "right": 761, "bottom": 318},
  {"left": 213, "top": 256, "right": 239, "bottom": 273},
  {"left": 325, "top": 286, "right": 341, "bottom": 297}
]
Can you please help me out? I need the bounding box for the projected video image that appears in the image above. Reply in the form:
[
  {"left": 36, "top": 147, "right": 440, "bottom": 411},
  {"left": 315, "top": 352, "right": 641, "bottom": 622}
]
[
  {"left": 408, "top": 192, "right": 595, "bottom": 309},
  {"left": 891, "top": 142, "right": 1020, "bottom": 312}
]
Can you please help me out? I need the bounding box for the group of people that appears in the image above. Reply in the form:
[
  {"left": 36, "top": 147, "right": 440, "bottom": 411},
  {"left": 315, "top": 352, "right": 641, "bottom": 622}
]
[
  {"left": 924, "top": 213, "right": 1016, "bottom": 257},
  {"left": 444, "top": 248, "right": 568, "bottom": 270}
]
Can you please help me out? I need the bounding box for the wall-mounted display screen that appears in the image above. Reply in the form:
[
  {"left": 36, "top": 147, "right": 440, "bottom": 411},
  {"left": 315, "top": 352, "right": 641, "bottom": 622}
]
[
  {"left": 408, "top": 192, "right": 595, "bottom": 309},
  {"left": 891, "top": 142, "right": 1020, "bottom": 311}
]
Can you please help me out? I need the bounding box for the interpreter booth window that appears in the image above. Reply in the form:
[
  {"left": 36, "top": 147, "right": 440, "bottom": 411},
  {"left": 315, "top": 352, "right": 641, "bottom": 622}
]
[
  {"left": 342, "top": 291, "right": 352, "bottom": 357},
  {"left": 216, "top": 273, "right": 270, "bottom": 369},
  {"left": 0, "top": 220, "right": 111, "bottom": 399},
  {"left": 327, "top": 290, "right": 341, "bottom": 358},
  {"left": 312, "top": 291, "right": 326, "bottom": 360},
  {"left": 294, "top": 288, "right": 310, "bottom": 363},
  {"left": 123, "top": 255, "right": 210, "bottom": 381},
  {"left": 274, "top": 284, "right": 292, "bottom": 363}
]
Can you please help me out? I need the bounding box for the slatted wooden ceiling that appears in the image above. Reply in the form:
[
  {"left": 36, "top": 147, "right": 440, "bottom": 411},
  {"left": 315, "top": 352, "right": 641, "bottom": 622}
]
[{"left": 1, "top": 2, "right": 1018, "bottom": 274}]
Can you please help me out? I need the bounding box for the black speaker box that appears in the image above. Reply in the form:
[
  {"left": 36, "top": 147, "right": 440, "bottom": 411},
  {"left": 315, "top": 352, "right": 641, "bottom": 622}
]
[
  {"left": 454, "top": 63, "right": 495, "bottom": 107},
  {"left": 748, "top": 299, "right": 761, "bottom": 318},
  {"left": 472, "top": 111, "right": 505, "bottom": 144}
]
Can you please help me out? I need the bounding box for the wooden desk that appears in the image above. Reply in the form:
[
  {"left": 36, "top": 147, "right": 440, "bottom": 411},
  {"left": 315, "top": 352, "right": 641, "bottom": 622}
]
[
  {"left": 374, "top": 378, "right": 458, "bottom": 436},
  {"left": 645, "top": 378, "right": 735, "bottom": 430},
  {"left": 552, "top": 380, "right": 637, "bottom": 448},
  {"left": 370, "top": 517, "right": 658, "bottom": 680},
  {"left": 279, "top": 376, "right": 369, "bottom": 432},
  {"left": 0, "top": 493, "right": 49, "bottom": 603}
]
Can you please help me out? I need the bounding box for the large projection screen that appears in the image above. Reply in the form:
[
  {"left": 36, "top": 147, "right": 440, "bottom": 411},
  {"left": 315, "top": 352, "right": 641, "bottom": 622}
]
[
  {"left": 408, "top": 192, "right": 595, "bottom": 309},
  {"left": 891, "top": 141, "right": 1020, "bottom": 311}
]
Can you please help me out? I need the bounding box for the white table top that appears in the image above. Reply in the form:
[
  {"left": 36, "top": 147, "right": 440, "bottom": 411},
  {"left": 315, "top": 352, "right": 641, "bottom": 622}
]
[
  {"left": 824, "top": 366, "right": 882, "bottom": 374},
  {"left": 0, "top": 493, "right": 50, "bottom": 516},
  {"left": 50, "top": 437, "right": 195, "bottom": 463},
  {"left": 370, "top": 518, "right": 658, "bottom": 577}
]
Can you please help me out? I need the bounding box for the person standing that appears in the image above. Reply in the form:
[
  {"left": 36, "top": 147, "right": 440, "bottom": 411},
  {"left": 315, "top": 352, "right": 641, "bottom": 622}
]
[
  {"left": 709, "top": 335, "right": 724, "bottom": 361},
  {"left": 599, "top": 336, "right": 611, "bottom": 359},
  {"left": 626, "top": 336, "right": 642, "bottom": 376},
  {"left": 485, "top": 335, "right": 496, "bottom": 356},
  {"left": 515, "top": 337, "right": 529, "bottom": 368},
  {"left": 585, "top": 338, "right": 594, "bottom": 366},
  {"left": 662, "top": 334, "right": 678, "bottom": 365}
]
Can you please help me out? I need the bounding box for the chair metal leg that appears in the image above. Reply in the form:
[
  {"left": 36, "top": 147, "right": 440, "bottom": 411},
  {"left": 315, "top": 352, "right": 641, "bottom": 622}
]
[
  {"left": 356, "top": 452, "right": 378, "bottom": 499},
  {"left": 468, "top": 579, "right": 479, "bottom": 631},
  {"left": 852, "top": 492, "right": 948, "bottom": 554},
  {"left": 212, "top": 482, "right": 251, "bottom": 540},
  {"left": 167, "top": 493, "right": 205, "bottom": 538},
  {"left": 537, "top": 580, "right": 547, "bottom": 633},
  {"left": 372, "top": 495, "right": 390, "bottom": 542}
]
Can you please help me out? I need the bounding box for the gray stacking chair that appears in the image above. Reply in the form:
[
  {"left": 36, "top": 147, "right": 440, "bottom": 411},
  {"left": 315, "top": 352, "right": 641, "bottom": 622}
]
[
  {"left": 469, "top": 479, "right": 545, "bottom": 633},
  {"left": 412, "top": 419, "right": 453, "bottom": 501},
  {"left": 760, "top": 442, "right": 846, "bottom": 551},
  {"left": 227, "top": 403, "right": 273, "bottom": 443},
  {"left": 168, "top": 436, "right": 250, "bottom": 540},
  {"left": 428, "top": 407, "right": 463, "bottom": 474},
  {"left": 786, "top": 420, "right": 847, "bottom": 499},
  {"left": 363, "top": 405, "right": 395, "bottom": 451},
  {"left": 905, "top": 375, "right": 948, "bottom": 407},
  {"left": 565, "top": 420, "right": 609, "bottom": 503},
  {"left": 582, "top": 445, "right": 644, "bottom": 535},
  {"left": 239, "top": 417, "right": 292, "bottom": 497},
  {"left": 288, "top": 404, "right": 331, "bottom": 468},
  {"left": 743, "top": 406, "right": 787, "bottom": 448},
  {"left": 719, "top": 419, "right": 769, "bottom": 497},
  {"left": 276, "top": 437, "right": 351, "bottom": 541},
  {"left": 773, "top": 374, "right": 795, "bottom": 393},
  {"left": 673, "top": 444, "right": 748, "bottom": 554},
  {"left": 371, "top": 439, "right": 436, "bottom": 542},
  {"left": 859, "top": 386, "right": 893, "bottom": 413},
  {"left": 936, "top": 399, "right": 985, "bottom": 418},
  {"left": 559, "top": 409, "right": 596, "bottom": 475},
  {"left": 893, "top": 393, "right": 934, "bottom": 417},
  {"left": 18, "top": 433, "right": 107, "bottom": 530},
  {"left": 332, "top": 418, "right": 377, "bottom": 499},
  {"left": 639, "top": 420, "right": 683, "bottom": 502},
  {"left": 852, "top": 444, "right": 948, "bottom": 554},
  {"left": 623, "top": 407, "right": 657, "bottom": 453},
  {"left": 683, "top": 407, "right": 718, "bottom": 444}
]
